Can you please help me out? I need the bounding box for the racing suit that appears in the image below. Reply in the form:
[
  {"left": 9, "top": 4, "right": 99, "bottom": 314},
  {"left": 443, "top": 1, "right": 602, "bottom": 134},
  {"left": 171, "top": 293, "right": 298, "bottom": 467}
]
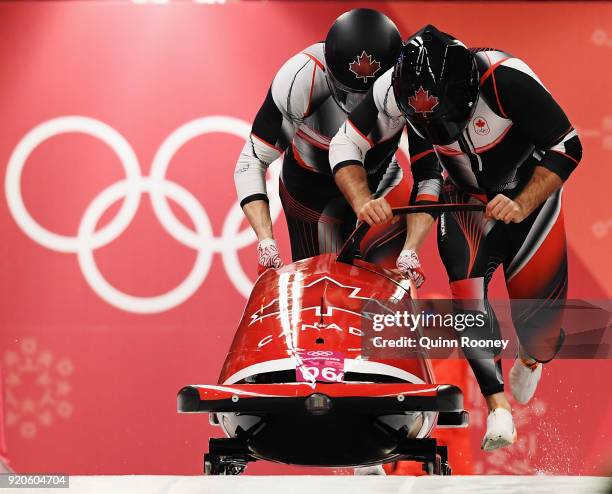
[
  {"left": 234, "top": 43, "right": 410, "bottom": 266},
  {"left": 329, "top": 49, "right": 582, "bottom": 396}
]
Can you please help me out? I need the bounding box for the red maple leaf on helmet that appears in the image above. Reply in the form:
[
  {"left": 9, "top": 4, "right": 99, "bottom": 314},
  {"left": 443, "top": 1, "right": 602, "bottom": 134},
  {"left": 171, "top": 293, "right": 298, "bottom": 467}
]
[
  {"left": 348, "top": 51, "right": 381, "bottom": 82},
  {"left": 408, "top": 86, "right": 439, "bottom": 115},
  {"left": 475, "top": 118, "right": 486, "bottom": 128}
]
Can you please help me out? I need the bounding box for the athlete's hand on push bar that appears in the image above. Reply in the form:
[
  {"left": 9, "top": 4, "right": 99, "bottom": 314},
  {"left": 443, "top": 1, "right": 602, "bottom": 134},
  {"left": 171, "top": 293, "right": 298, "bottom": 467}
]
[
  {"left": 357, "top": 197, "right": 398, "bottom": 226},
  {"left": 257, "top": 238, "right": 283, "bottom": 274},
  {"left": 485, "top": 193, "right": 528, "bottom": 224},
  {"left": 396, "top": 249, "right": 426, "bottom": 288}
]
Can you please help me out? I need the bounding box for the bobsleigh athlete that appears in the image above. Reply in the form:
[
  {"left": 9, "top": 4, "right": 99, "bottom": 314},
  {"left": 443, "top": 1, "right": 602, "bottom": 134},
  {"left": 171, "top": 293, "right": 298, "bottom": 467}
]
[
  {"left": 234, "top": 9, "right": 407, "bottom": 272},
  {"left": 329, "top": 25, "right": 581, "bottom": 450}
]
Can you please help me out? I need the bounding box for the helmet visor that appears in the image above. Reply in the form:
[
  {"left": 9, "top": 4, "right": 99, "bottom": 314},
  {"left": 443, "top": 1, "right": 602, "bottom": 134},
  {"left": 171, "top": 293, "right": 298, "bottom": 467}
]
[
  {"left": 326, "top": 72, "right": 368, "bottom": 114},
  {"left": 408, "top": 117, "right": 469, "bottom": 145}
]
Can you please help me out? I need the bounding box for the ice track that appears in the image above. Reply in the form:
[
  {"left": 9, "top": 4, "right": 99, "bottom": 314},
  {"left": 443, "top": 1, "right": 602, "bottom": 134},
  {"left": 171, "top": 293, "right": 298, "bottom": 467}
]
[{"left": 7, "top": 475, "right": 610, "bottom": 494}]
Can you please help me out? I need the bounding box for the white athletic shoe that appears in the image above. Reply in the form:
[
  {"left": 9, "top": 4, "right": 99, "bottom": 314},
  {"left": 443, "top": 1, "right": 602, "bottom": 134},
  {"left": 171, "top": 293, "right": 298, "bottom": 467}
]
[
  {"left": 481, "top": 408, "right": 517, "bottom": 451},
  {"left": 509, "top": 359, "right": 542, "bottom": 404},
  {"left": 354, "top": 465, "right": 386, "bottom": 475}
]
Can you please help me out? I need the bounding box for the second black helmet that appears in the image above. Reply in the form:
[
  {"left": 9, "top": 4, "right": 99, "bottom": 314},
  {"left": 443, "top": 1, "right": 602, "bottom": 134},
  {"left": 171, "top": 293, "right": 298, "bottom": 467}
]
[{"left": 392, "top": 25, "right": 479, "bottom": 145}]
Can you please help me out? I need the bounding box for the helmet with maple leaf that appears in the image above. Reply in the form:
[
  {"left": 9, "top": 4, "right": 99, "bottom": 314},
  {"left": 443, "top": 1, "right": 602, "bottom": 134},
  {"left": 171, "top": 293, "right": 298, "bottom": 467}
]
[
  {"left": 324, "top": 9, "right": 402, "bottom": 113},
  {"left": 392, "top": 25, "right": 479, "bottom": 145}
]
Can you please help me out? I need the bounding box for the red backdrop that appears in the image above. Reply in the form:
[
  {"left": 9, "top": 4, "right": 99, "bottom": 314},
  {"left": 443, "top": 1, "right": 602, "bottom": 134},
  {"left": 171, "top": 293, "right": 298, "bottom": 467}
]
[{"left": 0, "top": 1, "right": 611, "bottom": 475}]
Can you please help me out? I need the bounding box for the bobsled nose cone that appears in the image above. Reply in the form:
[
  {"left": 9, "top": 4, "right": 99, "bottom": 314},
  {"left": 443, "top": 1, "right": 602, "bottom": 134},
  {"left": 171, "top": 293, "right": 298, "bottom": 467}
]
[{"left": 305, "top": 393, "right": 333, "bottom": 415}]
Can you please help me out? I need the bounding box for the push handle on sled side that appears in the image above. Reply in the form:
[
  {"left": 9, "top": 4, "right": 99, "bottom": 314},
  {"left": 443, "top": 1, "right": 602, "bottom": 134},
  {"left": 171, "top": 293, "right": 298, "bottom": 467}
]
[{"left": 336, "top": 203, "right": 485, "bottom": 265}]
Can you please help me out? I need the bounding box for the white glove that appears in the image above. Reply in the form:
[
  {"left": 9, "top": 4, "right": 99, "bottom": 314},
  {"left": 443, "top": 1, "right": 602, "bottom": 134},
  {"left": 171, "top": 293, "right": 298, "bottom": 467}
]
[
  {"left": 396, "top": 249, "right": 426, "bottom": 288},
  {"left": 257, "top": 238, "right": 283, "bottom": 274}
]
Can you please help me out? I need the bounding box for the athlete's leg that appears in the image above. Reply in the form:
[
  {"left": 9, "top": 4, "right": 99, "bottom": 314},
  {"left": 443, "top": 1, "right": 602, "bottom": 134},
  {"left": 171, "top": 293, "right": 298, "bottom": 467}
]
[
  {"left": 438, "top": 182, "right": 506, "bottom": 399},
  {"left": 438, "top": 184, "right": 516, "bottom": 449},
  {"left": 504, "top": 189, "right": 567, "bottom": 362},
  {"left": 504, "top": 190, "right": 567, "bottom": 403}
]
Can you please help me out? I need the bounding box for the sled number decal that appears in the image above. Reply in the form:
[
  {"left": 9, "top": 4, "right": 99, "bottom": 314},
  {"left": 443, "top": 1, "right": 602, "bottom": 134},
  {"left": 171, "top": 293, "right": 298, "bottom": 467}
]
[{"left": 297, "top": 351, "right": 345, "bottom": 383}]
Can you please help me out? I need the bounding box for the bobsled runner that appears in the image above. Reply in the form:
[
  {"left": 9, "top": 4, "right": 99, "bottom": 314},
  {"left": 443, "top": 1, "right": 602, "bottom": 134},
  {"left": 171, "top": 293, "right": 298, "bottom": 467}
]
[{"left": 178, "top": 205, "right": 483, "bottom": 475}]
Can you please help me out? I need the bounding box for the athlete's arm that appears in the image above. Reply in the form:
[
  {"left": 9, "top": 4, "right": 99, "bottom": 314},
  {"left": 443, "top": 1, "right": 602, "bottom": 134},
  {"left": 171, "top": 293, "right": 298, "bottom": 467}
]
[
  {"left": 402, "top": 127, "right": 443, "bottom": 250},
  {"left": 404, "top": 213, "right": 435, "bottom": 250},
  {"left": 334, "top": 165, "right": 393, "bottom": 224},
  {"left": 330, "top": 71, "right": 404, "bottom": 225},
  {"left": 234, "top": 87, "right": 287, "bottom": 241},
  {"left": 486, "top": 166, "right": 563, "bottom": 223},
  {"left": 395, "top": 128, "right": 442, "bottom": 287},
  {"left": 235, "top": 51, "right": 323, "bottom": 239},
  {"left": 331, "top": 89, "right": 388, "bottom": 225},
  {"left": 483, "top": 59, "right": 582, "bottom": 223},
  {"left": 396, "top": 126, "right": 442, "bottom": 288},
  {"left": 241, "top": 199, "right": 274, "bottom": 241}
]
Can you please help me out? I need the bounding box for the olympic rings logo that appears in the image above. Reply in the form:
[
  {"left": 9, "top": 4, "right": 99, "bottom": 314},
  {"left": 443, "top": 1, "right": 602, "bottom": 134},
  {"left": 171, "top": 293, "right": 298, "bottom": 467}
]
[
  {"left": 4, "top": 116, "right": 283, "bottom": 314},
  {"left": 303, "top": 351, "right": 334, "bottom": 357}
]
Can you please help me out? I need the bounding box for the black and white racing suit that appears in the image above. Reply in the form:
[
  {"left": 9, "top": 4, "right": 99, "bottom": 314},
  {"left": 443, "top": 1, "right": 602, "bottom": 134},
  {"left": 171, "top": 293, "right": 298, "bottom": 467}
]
[
  {"left": 234, "top": 43, "right": 410, "bottom": 265},
  {"left": 330, "top": 49, "right": 582, "bottom": 396}
]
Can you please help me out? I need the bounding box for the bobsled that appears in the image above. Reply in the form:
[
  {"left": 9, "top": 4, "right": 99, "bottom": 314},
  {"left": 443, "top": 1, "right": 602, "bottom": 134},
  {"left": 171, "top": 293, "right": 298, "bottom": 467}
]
[{"left": 178, "top": 205, "right": 482, "bottom": 475}]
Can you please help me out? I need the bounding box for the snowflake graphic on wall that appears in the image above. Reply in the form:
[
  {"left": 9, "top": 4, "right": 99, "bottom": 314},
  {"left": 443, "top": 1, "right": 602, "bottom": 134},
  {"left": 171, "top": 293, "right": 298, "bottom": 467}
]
[{"left": 3, "top": 339, "right": 74, "bottom": 439}]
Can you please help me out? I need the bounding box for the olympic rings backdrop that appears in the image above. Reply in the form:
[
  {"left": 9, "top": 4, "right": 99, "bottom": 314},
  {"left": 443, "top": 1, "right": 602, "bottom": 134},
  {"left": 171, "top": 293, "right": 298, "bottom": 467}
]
[{"left": 0, "top": 1, "right": 611, "bottom": 475}]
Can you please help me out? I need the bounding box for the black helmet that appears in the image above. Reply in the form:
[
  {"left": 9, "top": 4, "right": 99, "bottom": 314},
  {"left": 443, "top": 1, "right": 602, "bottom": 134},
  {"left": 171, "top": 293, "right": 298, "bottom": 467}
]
[
  {"left": 325, "top": 9, "right": 402, "bottom": 113},
  {"left": 392, "top": 25, "right": 479, "bottom": 145}
]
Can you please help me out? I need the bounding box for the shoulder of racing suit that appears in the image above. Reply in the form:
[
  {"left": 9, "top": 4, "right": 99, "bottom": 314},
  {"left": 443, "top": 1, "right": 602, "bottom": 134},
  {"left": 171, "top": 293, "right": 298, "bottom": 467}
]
[
  {"left": 235, "top": 44, "right": 330, "bottom": 207},
  {"left": 270, "top": 42, "right": 330, "bottom": 123},
  {"left": 249, "top": 43, "right": 328, "bottom": 150},
  {"left": 473, "top": 48, "right": 582, "bottom": 181}
]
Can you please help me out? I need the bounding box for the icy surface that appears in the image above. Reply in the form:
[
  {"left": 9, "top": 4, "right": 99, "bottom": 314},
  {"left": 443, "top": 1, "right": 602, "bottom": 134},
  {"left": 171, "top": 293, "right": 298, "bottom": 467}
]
[{"left": 5, "top": 475, "right": 610, "bottom": 494}]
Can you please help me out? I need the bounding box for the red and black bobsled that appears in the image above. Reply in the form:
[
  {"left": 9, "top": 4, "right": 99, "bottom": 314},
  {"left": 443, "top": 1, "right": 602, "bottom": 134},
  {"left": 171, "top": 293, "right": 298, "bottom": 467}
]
[{"left": 178, "top": 206, "right": 481, "bottom": 475}]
